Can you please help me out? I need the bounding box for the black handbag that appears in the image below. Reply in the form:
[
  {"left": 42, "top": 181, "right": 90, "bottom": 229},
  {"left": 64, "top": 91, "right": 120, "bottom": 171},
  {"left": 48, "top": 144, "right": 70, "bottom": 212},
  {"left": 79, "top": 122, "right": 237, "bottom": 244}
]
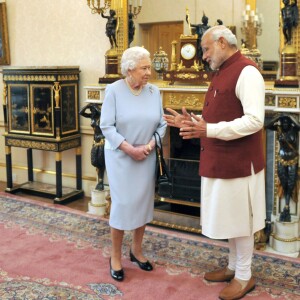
[{"left": 154, "top": 132, "right": 172, "bottom": 197}]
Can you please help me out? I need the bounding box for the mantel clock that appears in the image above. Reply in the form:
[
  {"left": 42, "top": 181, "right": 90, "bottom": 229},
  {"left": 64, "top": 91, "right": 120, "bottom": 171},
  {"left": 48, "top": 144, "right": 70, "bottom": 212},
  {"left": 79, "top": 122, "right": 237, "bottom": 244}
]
[
  {"left": 164, "top": 34, "right": 211, "bottom": 85},
  {"left": 179, "top": 35, "right": 198, "bottom": 68}
]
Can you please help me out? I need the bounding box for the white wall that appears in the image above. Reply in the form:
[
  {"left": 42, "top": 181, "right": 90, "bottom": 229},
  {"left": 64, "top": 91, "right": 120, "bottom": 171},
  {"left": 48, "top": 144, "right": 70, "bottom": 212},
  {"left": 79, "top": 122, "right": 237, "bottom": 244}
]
[
  {"left": 136, "top": 0, "right": 280, "bottom": 61},
  {"left": 257, "top": 0, "right": 280, "bottom": 62}
]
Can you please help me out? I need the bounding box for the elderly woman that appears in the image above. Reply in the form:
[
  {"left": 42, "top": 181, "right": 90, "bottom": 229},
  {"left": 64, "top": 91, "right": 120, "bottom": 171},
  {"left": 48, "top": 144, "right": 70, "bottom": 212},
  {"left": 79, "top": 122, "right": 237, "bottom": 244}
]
[{"left": 100, "top": 46, "right": 167, "bottom": 281}]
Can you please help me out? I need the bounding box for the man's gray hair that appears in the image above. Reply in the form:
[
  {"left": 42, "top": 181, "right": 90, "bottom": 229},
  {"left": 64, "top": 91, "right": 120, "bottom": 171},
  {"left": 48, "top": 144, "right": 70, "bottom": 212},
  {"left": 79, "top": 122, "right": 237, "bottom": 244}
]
[
  {"left": 121, "top": 46, "right": 150, "bottom": 76},
  {"left": 202, "top": 25, "right": 237, "bottom": 46}
]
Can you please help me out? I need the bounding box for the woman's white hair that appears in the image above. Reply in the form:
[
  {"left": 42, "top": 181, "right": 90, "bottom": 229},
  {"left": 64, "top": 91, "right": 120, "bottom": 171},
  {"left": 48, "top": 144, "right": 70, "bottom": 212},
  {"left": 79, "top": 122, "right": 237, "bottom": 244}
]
[
  {"left": 121, "top": 46, "right": 150, "bottom": 76},
  {"left": 202, "top": 25, "right": 237, "bottom": 46}
]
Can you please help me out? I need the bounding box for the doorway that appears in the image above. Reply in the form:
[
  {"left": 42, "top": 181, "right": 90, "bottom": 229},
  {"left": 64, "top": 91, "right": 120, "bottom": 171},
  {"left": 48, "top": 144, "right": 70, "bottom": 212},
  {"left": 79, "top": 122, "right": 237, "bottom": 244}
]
[{"left": 140, "top": 21, "right": 183, "bottom": 80}]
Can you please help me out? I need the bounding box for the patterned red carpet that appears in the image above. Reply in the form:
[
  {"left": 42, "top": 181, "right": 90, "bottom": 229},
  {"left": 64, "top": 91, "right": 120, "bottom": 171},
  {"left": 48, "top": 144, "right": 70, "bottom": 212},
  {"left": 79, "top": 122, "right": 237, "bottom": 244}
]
[{"left": 0, "top": 191, "right": 299, "bottom": 300}]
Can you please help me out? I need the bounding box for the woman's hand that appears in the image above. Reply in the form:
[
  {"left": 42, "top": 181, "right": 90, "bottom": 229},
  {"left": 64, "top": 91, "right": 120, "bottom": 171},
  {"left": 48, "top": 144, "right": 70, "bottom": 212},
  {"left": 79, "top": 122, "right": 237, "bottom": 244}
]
[
  {"left": 163, "top": 107, "right": 192, "bottom": 128},
  {"left": 119, "top": 141, "right": 152, "bottom": 161}
]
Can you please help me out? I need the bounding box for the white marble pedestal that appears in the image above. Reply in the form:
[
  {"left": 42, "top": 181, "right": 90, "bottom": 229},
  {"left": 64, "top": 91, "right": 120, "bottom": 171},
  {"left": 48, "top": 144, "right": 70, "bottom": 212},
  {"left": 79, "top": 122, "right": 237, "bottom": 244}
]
[
  {"left": 88, "top": 189, "right": 109, "bottom": 216},
  {"left": 270, "top": 216, "right": 299, "bottom": 254}
]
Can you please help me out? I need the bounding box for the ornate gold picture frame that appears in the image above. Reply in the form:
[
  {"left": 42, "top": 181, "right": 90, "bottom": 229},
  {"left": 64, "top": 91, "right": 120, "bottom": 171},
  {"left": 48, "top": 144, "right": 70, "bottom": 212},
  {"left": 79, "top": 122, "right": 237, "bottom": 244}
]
[{"left": 0, "top": 2, "right": 10, "bottom": 65}]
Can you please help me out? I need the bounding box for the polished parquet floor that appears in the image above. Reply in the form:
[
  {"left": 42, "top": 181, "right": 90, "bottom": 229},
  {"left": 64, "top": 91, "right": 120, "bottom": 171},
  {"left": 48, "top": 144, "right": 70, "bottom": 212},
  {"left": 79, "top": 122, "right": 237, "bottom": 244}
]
[{"left": 0, "top": 181, "right": 90, "bottom": 213}]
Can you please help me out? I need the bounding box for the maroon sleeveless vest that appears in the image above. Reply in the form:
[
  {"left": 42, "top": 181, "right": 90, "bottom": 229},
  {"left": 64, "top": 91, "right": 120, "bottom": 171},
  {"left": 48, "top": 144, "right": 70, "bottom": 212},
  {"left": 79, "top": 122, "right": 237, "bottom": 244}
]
[{"left": 200, "top": 51, "right": 265, "bottom": 179}]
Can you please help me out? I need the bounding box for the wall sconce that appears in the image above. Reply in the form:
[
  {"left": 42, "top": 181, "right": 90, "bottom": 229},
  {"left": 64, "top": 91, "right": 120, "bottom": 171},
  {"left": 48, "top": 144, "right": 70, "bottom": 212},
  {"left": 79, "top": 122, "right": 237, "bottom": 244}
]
[
  {"left": 128, "top": 0, "right": 143, "bottom": 18},
  {"left": 86, "top": 0, "right": 111, "bottom": 14}
]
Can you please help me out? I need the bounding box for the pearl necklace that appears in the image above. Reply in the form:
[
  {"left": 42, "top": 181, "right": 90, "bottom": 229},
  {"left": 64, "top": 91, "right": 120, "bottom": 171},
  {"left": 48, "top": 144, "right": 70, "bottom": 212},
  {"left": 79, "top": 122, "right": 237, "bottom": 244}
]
[{"left": 125, "top": 78, "right": 143, "bottom": 96}]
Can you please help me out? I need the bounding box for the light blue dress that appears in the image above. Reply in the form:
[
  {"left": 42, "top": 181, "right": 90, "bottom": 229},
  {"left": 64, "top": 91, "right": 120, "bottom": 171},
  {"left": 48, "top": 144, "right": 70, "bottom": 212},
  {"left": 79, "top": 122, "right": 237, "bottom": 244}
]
[{"left": 100, "top": 79, "right": 167, "bottom": 230}]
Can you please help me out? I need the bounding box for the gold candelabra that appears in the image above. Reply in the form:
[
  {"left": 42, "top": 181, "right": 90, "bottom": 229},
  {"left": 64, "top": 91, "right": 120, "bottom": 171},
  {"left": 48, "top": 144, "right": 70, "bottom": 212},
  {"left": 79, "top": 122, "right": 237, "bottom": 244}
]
[
  {"left": 87, "top": 0, "right": 143, "bottom": 18},
  {"left": 241, "top": 4, "right": 263, "bottom": 50},
  {"left": 128, "top": 0, "right": 142, "bottom": 18},
  {"left": 86, "top": 0, "right": 111, "bottom": 14}
]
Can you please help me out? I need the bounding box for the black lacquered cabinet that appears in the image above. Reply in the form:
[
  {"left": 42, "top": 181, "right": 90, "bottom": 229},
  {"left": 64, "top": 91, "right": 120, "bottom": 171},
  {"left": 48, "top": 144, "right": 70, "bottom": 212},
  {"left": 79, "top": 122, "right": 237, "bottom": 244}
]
[{"left": 2, "top": 66, "right": 83, "bottom": 203}]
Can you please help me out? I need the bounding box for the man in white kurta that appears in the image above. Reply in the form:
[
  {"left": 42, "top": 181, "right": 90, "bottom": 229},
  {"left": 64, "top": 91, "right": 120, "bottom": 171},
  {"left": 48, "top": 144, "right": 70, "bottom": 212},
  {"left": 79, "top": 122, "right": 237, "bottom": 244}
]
[{"left": 164, "top": 26, "right": 266, "bottom": 300}]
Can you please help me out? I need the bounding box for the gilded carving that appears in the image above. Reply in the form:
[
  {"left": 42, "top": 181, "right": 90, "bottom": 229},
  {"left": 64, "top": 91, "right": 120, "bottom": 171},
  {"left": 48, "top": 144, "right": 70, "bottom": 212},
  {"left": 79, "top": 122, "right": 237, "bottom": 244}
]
[
  {"left": 151, "top": 220, "right": 201, "bottom": 234},
  {"left": 6, "top": 139, "right": 58, "bottom": 151},
  {"left": 87, "top": 90, "right": 100, "bottom": 100},
  {"left": 163, "top": 92, "right": 205, "bottom": 110},
  {"left": 278, "top": 96, "right": 297, "bottom": 108},
  {"left": 3, "top": 75, "right": 56, "bottom": 81},
  {"left": 265, "top": 94, "right": 275, "bottom": 106},
  {"left": 3, "top": 83, "right": 7, "bottom": 105},
  {"left": 174, "top": 73, "right": 200, "bottom": 80},
  {"left": 57, "top": 75, "right": 79, "bottom": 81},
  {"left": 53, "top": 82, "right": 61, "bottom": 108},
  {"left": 59, "top": 139, "right": 81, "bottom": 151},
  {"left": 270, "top": 233, "right": 299, "bottom": 242}
]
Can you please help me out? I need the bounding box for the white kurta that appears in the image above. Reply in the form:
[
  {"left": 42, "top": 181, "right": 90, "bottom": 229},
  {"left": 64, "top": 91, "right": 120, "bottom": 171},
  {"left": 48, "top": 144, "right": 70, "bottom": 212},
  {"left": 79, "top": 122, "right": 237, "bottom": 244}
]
[
  {"left": 201, "top": 66, "right": 266, "bottom": 239},
  {"left": 100, "top": 80, "right": 167, "bottom": 231}
]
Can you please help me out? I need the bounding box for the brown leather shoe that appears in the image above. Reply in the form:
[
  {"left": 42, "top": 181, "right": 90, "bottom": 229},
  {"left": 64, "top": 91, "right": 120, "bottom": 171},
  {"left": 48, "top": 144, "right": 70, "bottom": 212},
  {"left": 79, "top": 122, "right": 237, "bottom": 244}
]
[
  {"left": 204, "top": 267, "right": 235, "bottom": 282},
  {"left": 219, "top": 277, "right": 256, "bottom": 300}
]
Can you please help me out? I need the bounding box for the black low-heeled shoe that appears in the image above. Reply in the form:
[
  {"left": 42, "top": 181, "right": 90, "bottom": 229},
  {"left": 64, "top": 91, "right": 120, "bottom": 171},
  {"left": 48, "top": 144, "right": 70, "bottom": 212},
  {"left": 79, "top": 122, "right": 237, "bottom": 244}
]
[
  {"left": 130, "top": 250, "right": 153, "bottom": 271},
  {"left": 109, "top": 258, "right": 124, "bottom": 281}
]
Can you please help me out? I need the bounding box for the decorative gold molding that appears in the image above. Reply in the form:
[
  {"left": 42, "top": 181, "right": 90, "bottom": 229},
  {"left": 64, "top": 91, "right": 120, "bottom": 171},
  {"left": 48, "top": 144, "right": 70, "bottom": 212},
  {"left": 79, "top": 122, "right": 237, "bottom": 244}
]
[
  {"left": 3, "top": 75, "right": 79, "bottom": 82},
  {"left": 3, "top": 75, "right": 56, "bottom": 81},
  {"left": 59, "top": 139, "right": 81, "bottom": 151},
  {"left": 5, "top": 137, "right": 81, "bottom": 152},
  {"left": 57, "top": 75, "right": 79, "bottom": 81},
  {"left": 174, "top": 72, "right": 202, "bottom": 80},
  {"left": 278, "top": 96, "right": 298, "bottom": 108},
  {"left": 150, "top": 219, "right": 202, "bottom": 234},
  {"left": 270, "top": 233, "right": 299, "bottom": 242},
  {"left": 6, "top": 139, "right": 58, "bottom": 151},
  {"left": 163, "top": 92, "right": 205, "bottom": 111},
  {"left": 87, "top": 90, "right": 100, "bottom": 100},
  {"left": 265, "top": 94, "right": 276, "bottom": 106}
]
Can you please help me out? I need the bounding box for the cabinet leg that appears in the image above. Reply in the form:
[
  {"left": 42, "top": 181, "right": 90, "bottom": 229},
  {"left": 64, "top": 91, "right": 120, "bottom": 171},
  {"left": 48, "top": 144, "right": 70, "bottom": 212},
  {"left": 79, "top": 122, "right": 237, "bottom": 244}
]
[
  {"left": 56, "top": 153, "right": 62, "bottom": 198},
  {"left": 27, "top": 148, "right": 33, "bottom": 181},
  {"left": 76, "top": 147, "right": 82, "bottom": 190},
  {"left": 5, "top": 146, "right": 12, "bottom": 189}
]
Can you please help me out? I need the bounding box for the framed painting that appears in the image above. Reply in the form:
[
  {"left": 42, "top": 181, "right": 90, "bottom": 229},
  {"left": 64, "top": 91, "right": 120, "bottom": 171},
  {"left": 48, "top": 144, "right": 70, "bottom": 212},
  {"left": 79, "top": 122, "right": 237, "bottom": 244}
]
[{"left": 0, "top": 2, "right": 10, "bottom": 65}]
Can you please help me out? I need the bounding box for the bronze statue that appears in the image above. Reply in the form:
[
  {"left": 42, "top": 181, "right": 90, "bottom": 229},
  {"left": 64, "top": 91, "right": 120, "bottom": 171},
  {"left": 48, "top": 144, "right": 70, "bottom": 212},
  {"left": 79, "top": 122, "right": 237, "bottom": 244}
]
[
  {"left": 266, "top": 114, "right": 300, "bottom": 222},
  {"left": 79, "top": 103, "right": 105, "bottom": 191},
  {"left": 101, "top": 9, "right": 118, "bottom": 48},
  {"left": 281, "top": 0, "right": 299, "bottom": 45},
  {"left": 128, "top": 12, "right": 135, "bottom": 46},
  {"left": 187, "top": 13, "right": 210, "bottom": 69}
]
